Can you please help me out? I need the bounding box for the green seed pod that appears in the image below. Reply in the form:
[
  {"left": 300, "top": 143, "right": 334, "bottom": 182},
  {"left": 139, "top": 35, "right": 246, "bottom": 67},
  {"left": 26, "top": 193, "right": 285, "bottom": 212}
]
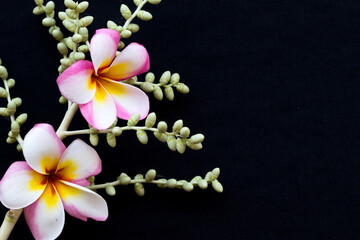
[
  {"left": 64, "top": 0, "right": 77, "bottom": 9},
  {"left": 120, "top": 4, "right": 132, "bottom": 20},
  {"left": 7, "top": 79, "right": 15, "bottom": 89},
  {"left": 112, "top": 126, "right": 122, "bottom": 136},
  {"left": 63, "top": 19, "right": 76, "bottom": 32},
  {"left": 89, "top": 134, "right": 99, "bottom": 146},
  {"left": 78, "top": 45, "right": 89, "bottom": 53},
  {"left": 76, "top": 1, "right": 89, "bottom": 13},
  {"left": 170, "top": 73, "right": 180, "bottom": 85},
  {"left": 60, "top": 58, "right": 71, "bottom": 67},
  {"left": 204, "top": 172, "right": 212, "bottom": 182},
  {"left": 180, "top": 127, "right": 190, "bottom": 138},
  {"left": 33, "top": 6, "right": 45, "bottom": 15},
  {"left": 118, "top": 41, "right": 125, "bottom": 50},
  {"left": 211, "top": 168, "right": 220, "bottom": 180},
  {"left": 157, "top": 121, "right": 167, "bottom": 133},
  {"left": 172, "top": 119, "right": 183, "bottom": 133},
  {"left": 145, "top": 112, "right": 156, "bottom": 127},
  {"left": 176, "top": 83, "right": 190, "bottom": 94},
  {"left": 164, "top": 86, "right": 174, "bottom": 101},
  {"left": 72, "top": 33, "right": 82, "bottom": 44},
  {"left": 57, "top": 42, "right": 68, "bottom": 55},
  {"left": 120, "top": 29, "right": 132, "bottom": 39},
  {"left": 80, "top": 16, "right": 94, "bottom": 27},
  {"left": 0, "top": 108, "right": 9, "bottom": 117},
  {"left": 156, "top": 179, "right": 167, "bottom": 188},
  {"left": 128, "top": 23, "right": 139, "bottom": 33},
  {"left": 0, "top": 66, "right": 8, "bottom": 80},
  {"left": 183, "top": 182, "right": 194, "bottom": 192},
  {"left": 190, "top": 134, "right": 205, "bottom": 144},
  {"left": 154, "top": 132, "right": 167, "bottom": 142},
  {"left": 58, "top": 11, "right": 67, "bottom": 20},
  {"left": 105, "top": 185, "right": 116, "bottom": 196},
  {"left": 137, "top": 10, "right": 152, "bottom": 21},
  {"left": 136, "top": 130, "right": 148, "bottom": 144},
  {"left": 141, "top": 82, "right": 154, "bottom": 93},
  {"left": 159, "top": 71, "right": 171, "bottom": 86},
  {"left": 7, "top": 101, "right": 16, "bottom": 115},
  {"left": 187, "top": 142, "right": 203, "bottom": 150},
  {"left": 145, "top": 169, "right": 156, "bottom": 181},
  {"left": 145, "top": 72, "right": 155, "bottom": 83},
  {"left": 198, "top": 179, "right": 208, "bottom": 189},
  {"left": 0, "top": 87, "right": 7, "bottom": 98},
  {"left": 127, "top": 113, "right": 140, "bottom": 126},
  {"left": 107, "top": 20, "right": 117, "bottom": 30},
  {"left": 16, "top": 143, "right": 22, "bottom": 152},
  {"left": 166, "top": 178, "right": 177, "bottom": 188},
  {"left": 6, "top": 137, "right": 17, "bottom": 144},
  {"left": 212, "top": 180, "right": 223, "bottom": 193},
  {"left": 133, "top": 0, "right": 142, "bottom": 6},
  {"left": 52, "top": 29, "right": 64, "bottom": 41},
  {"left": 166, "top": 136, "right": 177, "bottom": 151},
  {"left": 176, "top": 138, "right": 186, "bottom": 154},
  {"left": 148, "top": 0, "right": 162, "bottom": 4},
  {"left": 153, "top": 86, "right": 163, "bottom": 100},
  {"left": 74, "top": 52, "right": 85, "bottom": 61},
  {"left": 44, "top": 1, "right": 55, "bottom": 14},
  {"left": 134, "top": 183, "right": 145, "bottom": 196},
  {"left": 16, "top": 113, "right": 28, "bottom": 125},
  {"left": 106, "top": 133, "right": 116, "bottom": 147},
  {"left": 12, "top": 98, "right": 22, "bottom": 107}
]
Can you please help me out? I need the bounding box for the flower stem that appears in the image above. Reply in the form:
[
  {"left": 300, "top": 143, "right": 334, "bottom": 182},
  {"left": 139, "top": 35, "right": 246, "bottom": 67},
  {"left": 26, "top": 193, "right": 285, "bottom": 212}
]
[
  {"left": 0, "top": 209, "right": 23, "bottom": 240},
  {"left": 123, "top": 0, "right": 148, "bottom": 30},
  {"left": 56, "top": 103, "right": 78, "bottom": 140}
]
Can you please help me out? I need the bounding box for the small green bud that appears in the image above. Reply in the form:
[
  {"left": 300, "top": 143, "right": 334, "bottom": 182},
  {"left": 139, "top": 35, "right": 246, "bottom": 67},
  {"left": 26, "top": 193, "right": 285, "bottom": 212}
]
[
  {"left": 33, "top": 6, "right": 45, "bottom": 15},
  {"left": 12, "top": 98, "right": 22, "bottom": 107},
  {"left": 60, "top": 58, "right": 71, "bottom": 67},
  {"left": 166, "top": 136, "right": 177, "bottom": 151},
  {"left": 164, "top": 86, "right": 174, "bottom": 101},
  {"left": 183, "top": 182, "right": 194, "bottom": 192},
  {"left": 190, "top": 134, "right": 205, "bottom": 144},
  {"left": 16, "top": 113, "right": 28, "bottom": 125},
  {"left": 134, "top": 183, "right": 145, "bottom": 196},
  {"left": 11, "top": 122, "right": 20, "bottom": 132},
  {"left": 74, "top": 52, "right": 85, "bottom": 61},
  {"left": 170, "top": 73, "right": 180, "bottom": 85},
  {"left": 0, "top": 87, "right": 7, "bottom": 98},
  {"left": 145, "top": 72, "right": 155, "bottom": 83},
  {"left": 52, "top": 29, "right": 64, "bottom": 41},
  {"left": 176, "top": 83, "right": 190, "bottom": 94},
  {"left": 141, "top": 82, "right": 154, "bottom": 93},
  {"left": 137, "top": 10, "right": 152, "bottom": 21},
  {"left": 160, "top": 71, "right": 171, "bottom": 86},
  {"left": 6, "top": 137, "right": 17, "bottom": 144},
  {"left": 79, "top": 27, "right": 88, "bottom": 41},
  {"left": 119, "top": 173, "right": 131, "bottom": 185},
  {"left": 120, "top": 29, "right": 132, "bottom": 38},
  {"left": 80, "top": 16, "right": 94, "bottom": 27},
  {"left": 212, "top": 180, "right": 223, "bottom": 193},
  {"left": 8, "top": 131, "right": 16, "bottom": 138},
  {"left": 135, "top": 174, "right": 144, "bottom": 180},
  {"left": 187, "top": 142, "right": 203, "bottom": 150},
  {"left": 64, "top": 0, "right": 77, "bottom": 9},
  {"left": 180, "top": 127, "right": 190, "bottom": 138},
  {"left": 76, "top": 1, "right": 89, "bottom": 13},
  {"left": 0, "top": 108, "right": 9, "bottom": 117},
  {"left": 125, "top": 76, "right": 136, "bottom": 85},
  {"left": 65, "top": 38, "right": 75, "bottom": 50},
  {"left": 106, "top": 133, "right": 116, "bottom": 147},
  {"left": 118, "top": 41, "right": 125, "bottom": 50},
  {"left": 148, "top": 0, "right": 162, "bottom": 4},
  {"left": 204, "top": 172, "right": 212, "bottom": 181},
  {"left": 72, "top": 34, "right": 83, "bottom": 43},
  {"left": 153, "top": 86, "right": 163, "bottom": 100},
  {"left": 34, "top": 0, "right": 44, "bottom": 6},
  {"left": 7, "top": 79, "right": 15, "bottom": 89},
  {"left": 166, "top": 178, "right": 177, "bottom": 188},
  {"left": 44, "top": 1, "right": 55, "bottom": 14},
  {"left": 176, "top": 180, "right": 186, "bottom": 189},
  {"left": 107, "top": 20, "right": 117, "bottom": 30},
  {"left": 89, "top": 134, "right": 99, "bottom": 146},
  {"left": 112, "top": 126, "right": 122, "bottom": 136},
  {"left": 145, "top": 169, "right": 156, "bottom": 181},
  {"left": 58, "top": 11, "right": 67, "bottom": 21},
  {"left": 57, "top": 42, "right": 68, "bottom": 55},
  {"left": 128, "top": 23, "right": 139, "bottom": 33},
  {"left": 145, "top": 112, "right": 156, "bottom": 127},
  {"left": 127, "top": 113, "right": 140, "bottom": 126},
  {"left": 78, "top": 45, "right": 89, "bottom": 53},
  {"left": 172, "top": 120, "right": 183, "bottom": 133},
  {"left": 120, "top": 4, "right": 132, "bottom": 20},
  {"left": 198, "top": 179, "right": 208, "bottom": 189},
  {"left": 191, "top": 176, "right": 202, "bottom": 183},
  {"left": 116, "top": 26, "right": 123, "bottom": 33},
  {"left": 65, "top": 9, "right": 77, "bottom": 19},
  {"left": 176, "top": 138, "right": 186, "bottom": 154},
  {"left": 136, "top": 130, "right": 148, "bottom": 144},
  {"left": 105, "top": 185, "right": 116, "bottom": 196},
  {"left": 157, "top": 121, "right": 167, "bottom": 133},
  {"left": 87, "top": 176, "right": 95, "bottom": 185},
  {"left": 16, "top": 143, "right": 22, "bottom": 152},
  {"left": 156, "top": 179, "right": 167, "bottom": 188},
  {"left": 133, "top": 0, "right": 143, "bottom": 6},
  {"left": 0, "top": 66, "right": 8, "bottom": 80},
  {"left": 63, "top": 19, "right": 76, "bottom": 32},
  {"left": 211, "top": 168, "right": 220, "bottom": 180},
  {"left": 154, "top": 132, "right": 167, "bottom": 142},
  {"left": 7, "top": 101, "right": 16, "bottom": 115}
]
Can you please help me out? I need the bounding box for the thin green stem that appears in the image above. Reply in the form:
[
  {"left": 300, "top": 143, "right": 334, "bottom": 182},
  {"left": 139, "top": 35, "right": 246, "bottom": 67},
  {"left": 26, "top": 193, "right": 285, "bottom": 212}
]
[{"left": 123, "top": 0, "right": 148, "bottom": 30}]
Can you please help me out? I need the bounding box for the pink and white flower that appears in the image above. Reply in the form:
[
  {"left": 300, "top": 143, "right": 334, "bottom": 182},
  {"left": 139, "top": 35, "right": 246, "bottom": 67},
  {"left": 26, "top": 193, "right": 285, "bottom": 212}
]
[
  {"left": 57, "top": 28, "right": 150, "bottom": 130},
  {"left": 0, "top": 124, "right": 108, "bottom": 240}
]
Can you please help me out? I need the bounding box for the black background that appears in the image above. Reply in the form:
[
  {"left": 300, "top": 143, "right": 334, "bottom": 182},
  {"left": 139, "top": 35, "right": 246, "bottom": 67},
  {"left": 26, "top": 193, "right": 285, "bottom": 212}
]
[{"left": 0, "top": 0, "right": 359, "bottom": 239}]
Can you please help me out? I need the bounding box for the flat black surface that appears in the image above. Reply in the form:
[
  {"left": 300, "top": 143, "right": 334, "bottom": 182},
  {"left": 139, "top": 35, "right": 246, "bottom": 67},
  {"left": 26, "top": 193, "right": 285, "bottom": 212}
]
[{"left": 0, "top": 0, "right": 359, "bottom": 239}]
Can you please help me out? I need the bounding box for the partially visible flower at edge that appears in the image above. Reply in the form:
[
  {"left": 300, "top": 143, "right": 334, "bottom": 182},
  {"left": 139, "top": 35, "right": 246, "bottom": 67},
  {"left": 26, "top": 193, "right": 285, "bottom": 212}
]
[
  {"left": 0, "top": 124, "right": 108, "bottom": 240},
  {"left": 57, "top": 28, "right": 150, "bottom": 130}
]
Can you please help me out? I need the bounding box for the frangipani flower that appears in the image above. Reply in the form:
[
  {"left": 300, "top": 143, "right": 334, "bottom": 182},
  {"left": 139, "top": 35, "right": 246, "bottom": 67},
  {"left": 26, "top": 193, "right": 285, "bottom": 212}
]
[
  {"left": 0, "top": 124, "right": 108, "bottom": 240},
  {"left": 57, "top": 28, "right": 150, "bottom": 130}
]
